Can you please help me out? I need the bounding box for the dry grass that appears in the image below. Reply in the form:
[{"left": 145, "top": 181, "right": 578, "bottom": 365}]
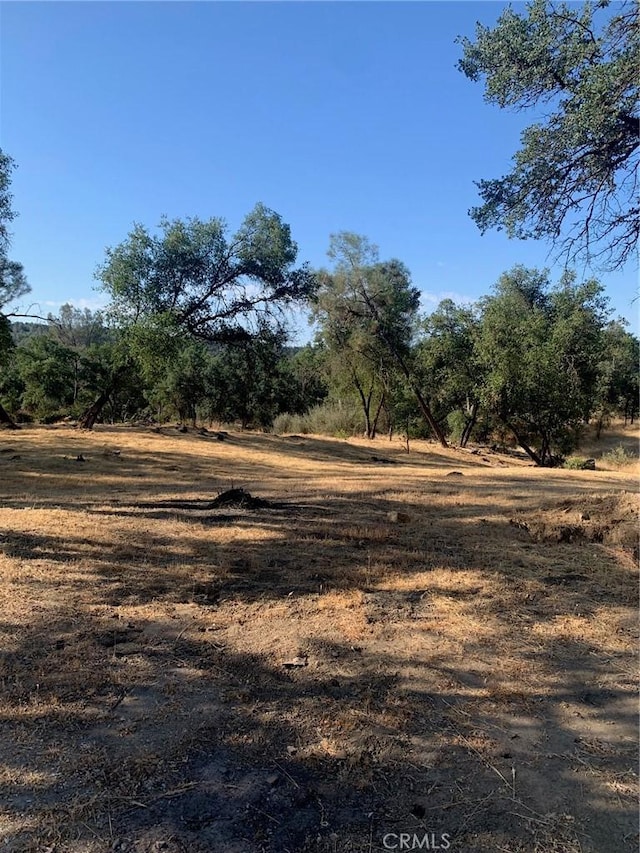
[{"left": 0, "top": 422, "right": 638, "bottom": 853}]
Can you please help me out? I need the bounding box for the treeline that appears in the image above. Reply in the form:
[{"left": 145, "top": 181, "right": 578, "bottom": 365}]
[
  {"left": 1, "top": 231, "right": 637, "bottom": 467},
  {"left": 1, "top": 307, "right": 327, "bottom": 430},
  {"left": 1, "top": 3, "right": 637, "bottom": 466}
]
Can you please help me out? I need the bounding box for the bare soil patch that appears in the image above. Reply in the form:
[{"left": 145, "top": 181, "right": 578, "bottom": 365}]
[
  {"left": 0, "top": 425, "right": 637, "bottom": 852},
  {"left": 511, "top": 491, "right": 639, "bottom": 554}
]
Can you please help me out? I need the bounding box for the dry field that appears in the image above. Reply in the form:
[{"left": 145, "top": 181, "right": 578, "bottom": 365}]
[{"left": 0, "top": 423, "right": 638, "bottom": 853}]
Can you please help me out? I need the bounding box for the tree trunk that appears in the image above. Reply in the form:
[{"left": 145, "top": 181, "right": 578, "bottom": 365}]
[
  {"left": 506, "top": 422, "right": 542, "bottom": 465},
  {"left": 460, "top": 400, "right": 478, "bottom": 448},
  {"left": 78, "top": 388, "right": 112, "bottom": 430},
  {"left": 78, "top": 364, "right": 129, "bottom": 430},
  {"left": 411, "top": 383, "right": 448, "bottom": 447},
  {"left": 370, "top": 394, "right": 385, "bottom": 440},
  {"left": 357, "top": 283, "right": 448, "bottom": 448},
  {"left": 595, "top": 415, "right": 604, "bottom": 439},
  {"left": 354, "top": 376, "right": 373, "bottom": 439},
  {"left": 0, "top": 402, "right": 19, "bottom": 429},
  {"left": 363, "top": 412, "right": 372, "bottom": 439}
]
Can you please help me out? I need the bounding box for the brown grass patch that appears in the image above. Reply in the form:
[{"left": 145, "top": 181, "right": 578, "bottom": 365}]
[{"left": 0, "top": 424, "right": 637, "bottom": 852}]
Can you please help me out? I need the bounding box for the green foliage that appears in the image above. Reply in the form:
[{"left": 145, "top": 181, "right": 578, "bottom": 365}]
[
  {"left": 9, "top": 320, "right": 48, "bottom": 346},
  {"left": 51, "top": 304, "right": 110, "bottom": 351},
  {"left": 601, "top": 443, "right": 635, "bottom": 465},
  {"left": 563, "top": 456, "right": 589, "bottom": 469},
  {"left": 458, "top": 1, "right": 639, "bottom": 269},
  {"left": 98, "top": 204, "right": 315, "bottom": 341},
  {"left": 272, "top": 400, "right": 362, "bottom": 437},
  {"left": 15, "top": 335, "right": 77, "bottom": 418},
  {"left": 417, "top": 300, "right": 483, "bottom": 446},
  {"left": 145, "top": 340, "right": 212, "bottom": 426},
  {"left": 79, "top": 204, "right": 315, "bottom": 429},
  {"left": 313, "top": 232, "right": 436, "bottom": 440},
  {"left": 0, "top": 316, "right": 13, "bottom": 370},
  {"left": 0, "top": 151, "right": 29, "bottom": 311},
  {"left": 476, "top": 265, "right": 610, "bottom": 464},
  {"left": 0, "top": 151, "right": 29, "bottom": 421},
  {"left": 279, "top": 345, "right": 329, "bottom": 416},
  {"left": 0, "top": 350, "right": 23, "bottom": 415},
  {"left": 0, "top": 150, "right": 17, "bottom": 252},
  {"left": 446, "top": 409, "right": 476, "bottom": 444},
  {"left": 594, "top": 321, "right": 639, "bottom": 426},
  {"left": 204, "top": 326, "right": 292, "bottom": 429},
  {"left": 1, "top": 307, "right": 147, "bottom": 424}
]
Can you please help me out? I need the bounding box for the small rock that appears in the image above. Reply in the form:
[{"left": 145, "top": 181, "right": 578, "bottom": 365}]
[
  {"left": 266, "top": 773, "right": 280, "bottom": 786},
  {"left": 286, "top": 745, "right": 298, "bottom": 755},
  {"left": 580, "top": 512, "right": 591, "bottom": 521},
  {"left": 76, "top": 454, "right": 85, "bottom": 462},
  {"left": 387, "top": 511, "right": 411, "bottom": 524},
  {"left": 282, "top": 656, "right": 308, "bottom": 668},
  {"left": 446, "top": 471, "right": 464, "bottom": 477}
]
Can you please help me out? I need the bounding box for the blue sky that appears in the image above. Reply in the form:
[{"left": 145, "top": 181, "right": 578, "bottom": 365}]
[{"left": 1, "top": 0, "right": 637, "bottom": 339}]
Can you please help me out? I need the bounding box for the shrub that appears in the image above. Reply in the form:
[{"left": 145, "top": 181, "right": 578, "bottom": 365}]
[
  {"left": 602, "top": 444, "right": 635, "bottom": 466},
  {"left": 272, "top": 401, "right": 362, "bottom": 437},
  {"left": 40, "top": 411, "right": 69, "bottom": 425},
  {"left": 272, "top": 412, "right": 307, "bottom": 435},
  {"left": 564, "top": 456, "right": 589, "bottom": 470}
]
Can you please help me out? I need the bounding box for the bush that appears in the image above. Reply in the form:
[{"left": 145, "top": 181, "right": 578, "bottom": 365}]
[
  {"left": 272, "top": 412, "right": 307, "bottom": 435},
  {"left": 564, "top": 456, "right": 589, "bottom": 470},
  {"left": 272, "top": 401, "right": 362, "bottom": 437},
  {"left": 40, "top": 411, "right": 69, "bottom": 425},
  {"left": 602, "top": 444, "right": 635, "bottom": 466}
]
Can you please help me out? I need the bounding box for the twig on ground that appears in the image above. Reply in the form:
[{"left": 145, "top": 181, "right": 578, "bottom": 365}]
[{"left": 272, "top": 758, "right": 301, "bottom": 789}]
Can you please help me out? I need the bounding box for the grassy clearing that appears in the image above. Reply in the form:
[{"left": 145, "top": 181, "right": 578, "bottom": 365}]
[{"left": 0, "top": 423, "right": 637, "bottom": 852}]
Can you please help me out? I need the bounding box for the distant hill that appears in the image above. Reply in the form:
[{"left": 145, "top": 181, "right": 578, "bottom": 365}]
[{"left": 9, "top": 320, "right": 49, "bottom": 345}]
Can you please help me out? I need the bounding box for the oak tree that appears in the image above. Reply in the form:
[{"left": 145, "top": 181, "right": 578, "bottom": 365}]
[
  {"left": 0, "top": 151, "right": 29, "bottom": 427},
  {"left": 80, "top": 204, "right": 315, "bottom": 428},
  {"left": 314, "top": 233, "right": 448, "bottom": 446},
  {"left": 458, "top": 1, "right": 639, "bottom": 270}
]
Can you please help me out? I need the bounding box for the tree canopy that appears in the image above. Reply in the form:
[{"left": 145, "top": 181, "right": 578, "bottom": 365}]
[
  {"left": 476, "top": 266, "right": 610, "bottom": 464},
  {"left": 458, "top": 0, "right": 639, "bottom": 270},
  {"left": 0, "top": 150, "right": 29, "bottom": 312},
  {"left": 314, "top": 233, "right": 448, "bottom": 445},
  {"left": 98, "top": 204, "right": 316, "bottom": 341},
  {"left": 0, "top": 150, "right": 29, "bottom": 426}
]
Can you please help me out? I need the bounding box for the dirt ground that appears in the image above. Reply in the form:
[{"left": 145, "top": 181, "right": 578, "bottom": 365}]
[{"left": 0, "top": 423, "right": 637, "bottom": 853}]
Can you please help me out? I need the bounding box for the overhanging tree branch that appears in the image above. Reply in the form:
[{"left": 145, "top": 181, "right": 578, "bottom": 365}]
[{"left": 458, "top": 0, "right": 640, "bottom": 271}]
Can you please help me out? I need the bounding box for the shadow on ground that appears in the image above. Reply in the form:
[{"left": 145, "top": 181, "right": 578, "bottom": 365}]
[{"left": 0, "top": 428, "right": 637, "bottom": 852}]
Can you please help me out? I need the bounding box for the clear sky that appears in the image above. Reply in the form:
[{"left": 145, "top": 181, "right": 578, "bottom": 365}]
[{"left": 1, "top": 0, "right": 637, "bottom": 339}]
